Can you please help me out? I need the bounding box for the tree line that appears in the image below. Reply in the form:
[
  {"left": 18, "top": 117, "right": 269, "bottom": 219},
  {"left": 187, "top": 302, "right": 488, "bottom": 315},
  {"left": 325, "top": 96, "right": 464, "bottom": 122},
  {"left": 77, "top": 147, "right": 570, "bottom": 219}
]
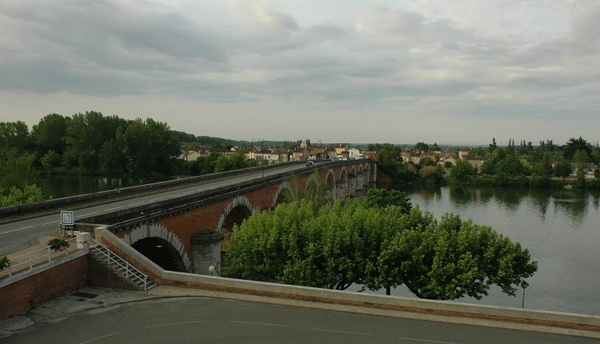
[
  {"left": 372, "top": 137, "right": 600, "bottom": 189},
  {"left": 0, "top": 112, "right": 255, "bottom": 205},
  {"left": 223, "top": 189, "right": 537, "bottom": 300}
]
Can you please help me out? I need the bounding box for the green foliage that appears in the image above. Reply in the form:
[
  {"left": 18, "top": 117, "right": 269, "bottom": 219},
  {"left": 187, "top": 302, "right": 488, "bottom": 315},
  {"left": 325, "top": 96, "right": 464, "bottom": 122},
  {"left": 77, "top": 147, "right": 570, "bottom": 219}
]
[
  {"left": 363, "top": 188, "right": 412, "bottom": 213},
  {"left": 223, "top": 198, "right": 538, "bottom": 300},
  {"left": 0, "top": 148, "right": 38, "bottom": 190},
  {"left": 31, "top": 114, "right": 69, "bottom": 155},
  {"left": 214, "top": 153, "right": 249, "bottom": 173},
  {"left": 47, "top": 237, "right": 70, "bottom": 251},
  {"left": 553, "top": 160, "right": 572, "bottom": 178},
  {"left": 123, "top": 118, "right": 180, "bottom": 175},
  {"left": 40, "top": 150, "right": 61, "bottom": 171},
  {"left": 0, "top": 184, "right": 47, "bottom": 206},
  {"left": 495, "top": 155, "right": 528, "bottom": 176},
  {"left": 0, "top": 121, "right": 31, "bottom": 152},
  {"left": 301, "top": 174, "right": 332, "bottom": 210},
  {"left": 224, "top": 200, "right": 393, "bottom": 290},
  {"left": 413, "top": 142, "right": 430, "bottom": 152},
  {"left": 0, "top": 256, "right": 10, "bottom": 270},
  {"left": 419, "top": 165, "right": 445, "bottom": 185},
  {"left": 469, "top": 147, "right": 486, "bottom": 156},
  {"left": 370, "top": 211, "right": 537, "bottom": 300},
  {"left": 563, "top": 137, "right": 592, "bottom": 161},
  {"left": 449, "top": 159, "right": 476, "bottom": 181}
]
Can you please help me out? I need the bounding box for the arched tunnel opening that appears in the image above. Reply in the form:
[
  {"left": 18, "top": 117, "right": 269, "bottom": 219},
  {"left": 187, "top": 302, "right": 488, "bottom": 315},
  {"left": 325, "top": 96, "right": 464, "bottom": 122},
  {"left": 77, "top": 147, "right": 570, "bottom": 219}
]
[
  {"left": 131, "top": 237, "right": 187, "bottom": 272},
  {"left": 221, "top": 205, "right": 253, "bottom": 268}
]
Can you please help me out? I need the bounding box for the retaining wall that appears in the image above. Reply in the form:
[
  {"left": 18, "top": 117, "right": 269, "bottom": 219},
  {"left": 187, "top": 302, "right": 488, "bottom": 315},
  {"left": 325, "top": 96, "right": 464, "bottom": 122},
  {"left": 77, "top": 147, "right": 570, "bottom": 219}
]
[{"left": 0, "top": 250, "right": 89, "bottom": 321}]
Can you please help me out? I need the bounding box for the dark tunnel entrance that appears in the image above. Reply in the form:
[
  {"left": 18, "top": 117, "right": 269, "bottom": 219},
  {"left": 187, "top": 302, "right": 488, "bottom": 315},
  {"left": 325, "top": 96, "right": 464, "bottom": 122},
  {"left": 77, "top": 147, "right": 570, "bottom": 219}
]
[{"left": 132, "top": 237, "right": 187, "bottom": 272}]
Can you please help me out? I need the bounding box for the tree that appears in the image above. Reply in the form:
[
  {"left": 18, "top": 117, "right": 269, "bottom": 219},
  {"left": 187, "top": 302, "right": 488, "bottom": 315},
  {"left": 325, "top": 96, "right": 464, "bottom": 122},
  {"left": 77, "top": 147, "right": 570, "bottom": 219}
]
[
  {"left": 123, "top": 118, "right": 180, "bottom": 175},
  {"left": 0, "top": 121, "right": 31, "bottom": 153},
  {"left": 418, "top": 157, "right": 436, "bottom": 168},
  {"left": 223, "top": 198, "right": 538, "bottom": 300},
  {"left": 420, "top": 165, "right": 445, "bottom": 185},
  {"left": 413, "top": 142, "right": 429, "bottom": 152},
  {"left": 553, "top": 160, "right": 572, "bottom": 178},
  {"left": 488, "top": 137, "right": 497, "bottom": 153},
  {"left": 376, "top": 144, "right": 402, "bottom": 163},
  {"left": 495, "top": 155, "right": 528, "bottom": 176},
  {"left": 0, "top": 184, "right": 47, "bottom": 207},
  {"left": 0, "top": 149, "right": 38, "bottom": 191},
  {"left": 40, "top": 150, "right": 61, "bottom": 171},
  {"left": 369, "top": 211, "right": 537, "bottom": 300},
  {"left": 363, "top": 188, "right": 411, "bottom": 214},
  {"left": 572, "top": 149, "right": 589, "bottom": 189},
  {"left": 31, "top": 114, "right": 69, "bottom": 156},
  {"left": 223, "top": 200, "right": 383, "bottom": 290},
  {"left": 480, "top": 147, "right": 506, "bottom": 175},
  {"left": 63, "top": 111, "right": 126, "bottom": 172},
  {"left": 469, "top": 147, "right": 486, "bottom": 156},
  {"left": 449, "top": 159, "right": 476, "bottom": 181},
  {"left": 562, "top": 137, "right": 592, "bottom": 161}
]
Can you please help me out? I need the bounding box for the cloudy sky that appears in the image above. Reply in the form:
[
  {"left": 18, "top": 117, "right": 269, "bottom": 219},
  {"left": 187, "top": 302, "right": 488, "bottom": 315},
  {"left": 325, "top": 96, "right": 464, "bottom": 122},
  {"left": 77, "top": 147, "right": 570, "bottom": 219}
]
[{"left": 1, "top": 0, "right": 599, "bottom": 145}]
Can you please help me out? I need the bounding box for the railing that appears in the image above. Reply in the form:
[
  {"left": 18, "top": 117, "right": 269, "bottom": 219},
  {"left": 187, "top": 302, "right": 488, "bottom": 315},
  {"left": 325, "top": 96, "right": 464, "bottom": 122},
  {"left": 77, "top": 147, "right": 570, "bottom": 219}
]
[
  {"left": 89, "top": 238, "right": 150, "bottom": 290},
  {"left": 0, "top": 236, "right": 78, "bottom": 278}
]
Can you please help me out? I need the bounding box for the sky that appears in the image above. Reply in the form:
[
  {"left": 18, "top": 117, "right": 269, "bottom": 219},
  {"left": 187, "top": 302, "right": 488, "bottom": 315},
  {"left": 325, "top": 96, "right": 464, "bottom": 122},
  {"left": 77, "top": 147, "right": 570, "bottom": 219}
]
[{"left": 1, "top": 0, "right": 599, "bottom": 146}]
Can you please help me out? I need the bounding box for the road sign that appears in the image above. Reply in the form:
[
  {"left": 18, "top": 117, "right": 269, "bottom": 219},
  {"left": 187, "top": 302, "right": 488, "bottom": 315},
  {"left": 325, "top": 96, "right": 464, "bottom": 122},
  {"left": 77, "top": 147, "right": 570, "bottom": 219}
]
[{"left": 60, "top": 211, "right": 75, "bottom": 226}]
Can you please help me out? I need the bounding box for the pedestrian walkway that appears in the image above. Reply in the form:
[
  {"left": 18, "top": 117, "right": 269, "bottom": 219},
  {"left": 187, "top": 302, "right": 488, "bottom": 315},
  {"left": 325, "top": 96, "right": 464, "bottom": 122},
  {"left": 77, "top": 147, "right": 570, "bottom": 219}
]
[{"left": 0, "top": 235, "right": 79, "bottom": 279}]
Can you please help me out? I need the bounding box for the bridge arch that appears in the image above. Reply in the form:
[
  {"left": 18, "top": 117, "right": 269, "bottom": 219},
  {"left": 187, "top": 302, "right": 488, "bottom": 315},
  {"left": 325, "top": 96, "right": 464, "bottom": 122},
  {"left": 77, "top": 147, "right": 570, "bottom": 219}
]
[
  {"left": 273, "top": 181, "right": 296, "bottom": 206},
  {"left": 217, "top": 196, "right": 254, "bottom": 232},
  {"left": 305, "top": 173, "right": 320, "bottom": 193},
  {"left": 325, "top": 169, "right": 336, "bottom": 200},
  {"left": 124, "top": 224, "right": 191, "bottom": 272},
  {"left": 339, "top": 167, "right": 348, "bottom": 181}
]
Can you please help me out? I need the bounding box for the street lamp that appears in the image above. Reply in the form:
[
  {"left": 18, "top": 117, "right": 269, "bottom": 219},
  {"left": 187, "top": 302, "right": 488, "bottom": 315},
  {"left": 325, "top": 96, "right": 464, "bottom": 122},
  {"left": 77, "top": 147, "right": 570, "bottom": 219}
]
[
  {"left": 521, "top": 280, "right": 529, "bottom": 308},
  {"left": 209, "top": 265, "right": 219, "bottom": 276}
]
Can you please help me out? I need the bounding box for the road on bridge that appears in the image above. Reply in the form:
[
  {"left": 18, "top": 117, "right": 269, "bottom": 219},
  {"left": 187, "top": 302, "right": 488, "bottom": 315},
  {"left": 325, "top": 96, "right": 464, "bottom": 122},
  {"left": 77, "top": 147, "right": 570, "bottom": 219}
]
[
  {"left": 0, "top": 162, "right": 319, "bottom": 255},
  {"left": 3, "top": 296, "right": 596, "bottom": 344}
]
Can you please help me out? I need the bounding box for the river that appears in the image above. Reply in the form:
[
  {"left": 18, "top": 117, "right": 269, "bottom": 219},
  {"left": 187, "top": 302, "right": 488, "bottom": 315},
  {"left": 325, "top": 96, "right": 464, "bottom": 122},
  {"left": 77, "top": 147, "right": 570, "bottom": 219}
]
[{"left": 384, "top": 185, "right": 600, "bottom": 316}]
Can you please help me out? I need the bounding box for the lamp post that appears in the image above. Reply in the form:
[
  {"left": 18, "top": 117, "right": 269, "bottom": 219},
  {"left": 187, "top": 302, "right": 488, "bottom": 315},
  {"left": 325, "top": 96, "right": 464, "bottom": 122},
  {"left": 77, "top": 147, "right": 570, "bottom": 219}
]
[{"left": 521, "top": 280, "right": 529, "bottom": 308}]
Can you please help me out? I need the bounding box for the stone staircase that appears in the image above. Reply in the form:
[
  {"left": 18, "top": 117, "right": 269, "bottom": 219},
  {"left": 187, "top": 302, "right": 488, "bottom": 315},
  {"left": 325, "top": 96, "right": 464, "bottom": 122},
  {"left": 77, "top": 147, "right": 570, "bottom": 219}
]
[{"left": 89, "top": 244, "right": 156, "bottom": 290}]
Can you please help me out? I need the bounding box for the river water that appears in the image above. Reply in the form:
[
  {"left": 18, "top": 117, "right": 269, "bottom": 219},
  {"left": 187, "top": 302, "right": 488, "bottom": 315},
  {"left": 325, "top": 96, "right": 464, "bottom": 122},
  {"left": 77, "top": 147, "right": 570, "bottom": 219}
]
[{"left": 383, "top": 185, "right": 600, "bottom": 316}]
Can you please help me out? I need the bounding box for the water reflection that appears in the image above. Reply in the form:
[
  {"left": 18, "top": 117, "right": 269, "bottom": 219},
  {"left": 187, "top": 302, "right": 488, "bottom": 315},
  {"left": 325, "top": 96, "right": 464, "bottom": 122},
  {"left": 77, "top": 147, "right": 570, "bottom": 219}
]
[{"left": 399, "top": 185, "right": 600, "bottom": 315}]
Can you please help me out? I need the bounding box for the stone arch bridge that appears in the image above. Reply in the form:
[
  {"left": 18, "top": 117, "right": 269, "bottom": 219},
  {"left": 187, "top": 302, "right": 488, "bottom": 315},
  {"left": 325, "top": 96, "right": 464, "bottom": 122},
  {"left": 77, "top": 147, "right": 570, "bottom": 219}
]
[{"left": 79, "top": 161, "right": 377, "bottom": 275}]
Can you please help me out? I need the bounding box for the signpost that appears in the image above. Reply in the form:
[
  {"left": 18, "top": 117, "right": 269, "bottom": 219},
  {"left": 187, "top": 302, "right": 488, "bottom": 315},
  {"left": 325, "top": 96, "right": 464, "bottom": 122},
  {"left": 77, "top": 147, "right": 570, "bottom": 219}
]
[{"left": 60, "top": 210, "right": 75, "bottom": 236}]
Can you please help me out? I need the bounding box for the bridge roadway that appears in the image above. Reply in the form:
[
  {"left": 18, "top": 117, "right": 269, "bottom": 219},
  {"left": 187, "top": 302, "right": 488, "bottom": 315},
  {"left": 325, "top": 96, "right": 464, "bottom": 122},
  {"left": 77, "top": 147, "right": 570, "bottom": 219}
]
[{"left": 0, "top": 161, "right": 324, "bottom": 255}]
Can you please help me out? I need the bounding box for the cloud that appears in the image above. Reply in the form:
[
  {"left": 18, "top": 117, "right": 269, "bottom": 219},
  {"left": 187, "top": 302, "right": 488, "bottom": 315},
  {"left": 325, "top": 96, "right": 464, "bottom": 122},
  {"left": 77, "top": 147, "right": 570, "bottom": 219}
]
[{"left": 0, "top": 0, "right": 598, "bottom": 144}]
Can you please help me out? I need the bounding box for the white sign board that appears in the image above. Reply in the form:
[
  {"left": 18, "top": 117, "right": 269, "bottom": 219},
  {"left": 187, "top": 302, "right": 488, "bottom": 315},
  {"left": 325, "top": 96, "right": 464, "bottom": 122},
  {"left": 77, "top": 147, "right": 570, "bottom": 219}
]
[{"left": 60, "top": 211, "right": 75, "bottom": 226}]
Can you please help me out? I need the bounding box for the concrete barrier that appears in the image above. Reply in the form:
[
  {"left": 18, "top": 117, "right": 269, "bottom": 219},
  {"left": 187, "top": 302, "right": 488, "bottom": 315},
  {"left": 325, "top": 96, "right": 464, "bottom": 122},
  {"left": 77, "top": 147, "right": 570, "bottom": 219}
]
[{"left": 94, "top": 228, "right": 600, "bottom": 337}]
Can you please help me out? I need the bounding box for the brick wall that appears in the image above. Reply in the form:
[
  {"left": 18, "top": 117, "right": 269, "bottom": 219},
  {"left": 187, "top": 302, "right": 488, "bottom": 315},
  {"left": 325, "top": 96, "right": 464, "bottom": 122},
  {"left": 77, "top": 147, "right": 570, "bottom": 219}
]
[{"left": 0, "top": 255, "right": 88, "bottom": 321}]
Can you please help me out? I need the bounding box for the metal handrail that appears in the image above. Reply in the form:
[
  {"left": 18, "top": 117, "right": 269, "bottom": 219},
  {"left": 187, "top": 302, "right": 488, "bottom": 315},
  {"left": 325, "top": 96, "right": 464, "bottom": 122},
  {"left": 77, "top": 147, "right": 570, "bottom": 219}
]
[
  {"left": 1, "top": 237, "right": 78, "bottom": 277},
  {"left": 89, "top": 238, "right": 150, "bottom": 290}
]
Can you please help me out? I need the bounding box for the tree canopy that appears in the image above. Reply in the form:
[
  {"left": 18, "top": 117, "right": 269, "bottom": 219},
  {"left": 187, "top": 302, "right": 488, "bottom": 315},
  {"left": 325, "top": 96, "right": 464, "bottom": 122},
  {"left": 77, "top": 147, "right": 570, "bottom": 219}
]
[{"left": 222, "top": 191, "right": 537, "bottom": 300}]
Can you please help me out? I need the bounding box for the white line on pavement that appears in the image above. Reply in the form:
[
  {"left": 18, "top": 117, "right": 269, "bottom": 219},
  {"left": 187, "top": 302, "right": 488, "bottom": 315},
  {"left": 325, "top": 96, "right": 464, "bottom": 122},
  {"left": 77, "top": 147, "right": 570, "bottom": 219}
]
[{"left": 313, "top": 328, "right": 372, "bottom": 336}]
